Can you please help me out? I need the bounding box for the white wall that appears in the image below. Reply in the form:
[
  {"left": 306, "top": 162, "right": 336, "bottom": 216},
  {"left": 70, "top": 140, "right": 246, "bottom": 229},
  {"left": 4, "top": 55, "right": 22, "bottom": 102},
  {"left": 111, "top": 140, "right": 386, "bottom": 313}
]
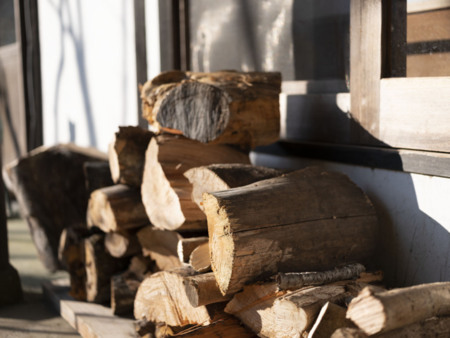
[
  {"left": 251, "top": 151, "right": 450, "bottom": 287},
  {"left": 38, "top": 0, "right": 138, "bottom": 152}
]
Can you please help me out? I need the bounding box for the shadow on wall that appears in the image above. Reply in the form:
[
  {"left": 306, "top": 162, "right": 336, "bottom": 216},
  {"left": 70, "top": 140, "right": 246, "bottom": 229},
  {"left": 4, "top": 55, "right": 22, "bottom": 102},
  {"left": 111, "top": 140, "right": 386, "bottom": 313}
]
[{"left": 253, "top": 117, "right": 450, "bottom": 288}]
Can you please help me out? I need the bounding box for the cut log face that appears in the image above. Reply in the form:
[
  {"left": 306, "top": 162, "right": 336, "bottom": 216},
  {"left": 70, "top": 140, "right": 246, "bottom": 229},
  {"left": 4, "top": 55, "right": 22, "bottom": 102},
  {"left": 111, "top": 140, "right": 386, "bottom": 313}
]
[
  {"left": 141, "top": 134, "right": 250, "bottom": 231},
  {"left": 177, "top": 236, "right": 209, "bottom": 263},
  {"left": 346, "top": 282, "right": 450, "bottom": 335},
  {"left": 189, "top": 242, "right": 211, "bottom": 273},
  {"left": 104, "top": 231, "right": 141, "bottom": 258},
  {"left": 133, "top": 268, "right": 213, "bottom": 327},
  {"left": 203, "top": 167, "right": 379, "bottom": 296},
  {"left": 184, "top": 163, "right": 282, "bottom": 211},
  {"left": 183, "top": 272, "right": 231, "bottom": 307},
  {"left": 87, "top": 184, "right": 149, "bottom": 233},
  {"left": 140, "top": 71, "right": 281, "bottom": 149},
  {"left": 108, "top": 126, "right": 154, "bottom": 186},
  {"left": 4, "top": 144, "right": 107, "bottom": 271},
  {"left": 307, "top": 302, "right": 354, "bottom": 338}
]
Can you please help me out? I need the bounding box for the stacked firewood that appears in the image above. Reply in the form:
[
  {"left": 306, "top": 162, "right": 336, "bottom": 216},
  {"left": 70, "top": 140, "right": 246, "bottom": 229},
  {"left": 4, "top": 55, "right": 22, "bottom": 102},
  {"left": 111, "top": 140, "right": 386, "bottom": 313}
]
[{"left": 5, "top": 70, "right": 450, "bottom": 337}]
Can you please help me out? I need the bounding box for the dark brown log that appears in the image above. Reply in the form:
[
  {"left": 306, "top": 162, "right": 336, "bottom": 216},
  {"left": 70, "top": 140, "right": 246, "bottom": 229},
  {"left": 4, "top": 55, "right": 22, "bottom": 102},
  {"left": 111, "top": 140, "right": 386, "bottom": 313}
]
[
  {"left": 189, "top": 242, "right": 210, "bottom": 273},
  {"left": 87, "top": 184, "right": 149, "bottom": 233},
  {"left": 84, "top": 234, "right": 129, "bottom": 303},
  {"left": 203, "top": 167, "right": 379, "bottom": 295},
  {"left": 108, "top": 126, "right": 154, "bottom": 186},
  {"left": 183, "top": 272, "right": 231, "bottom": 307},
  {"left": 308, "top": 302, "right": 354, "bottom": 338},
  {"left": 141, "top": 134, "right": 250, "bottom": 231},
  {"left": 346, "top": 282, "right": 450, "bottom": 335},
  {"left": 177, "top": 236, "right": 209, "bottom": 263},
  {"left": 140, "top": 70, "right": 281, "bottom": 149},
  {"left": 4, "top": 144, "right": 107, "bottom": 271},
  {"left": 184, "top": 163, "right": 282, "bottom": 211},
  {"left": 105, "top": 231, "right": 142, "bottom": 258},
  {"left": 83, "top": 161, "right": 114, "bottom": 195}
]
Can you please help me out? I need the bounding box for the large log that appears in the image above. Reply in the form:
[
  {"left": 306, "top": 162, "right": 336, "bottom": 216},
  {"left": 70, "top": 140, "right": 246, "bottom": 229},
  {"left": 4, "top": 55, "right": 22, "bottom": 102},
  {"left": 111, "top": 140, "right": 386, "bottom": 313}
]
[
  {"left": 346, "top": 282, "right": 450, "bottom": 335},
  {"left": 87, "top": 184, "right": 149, "bottom": 233},
  {"left": 4, "top": 144, "right": 107, "bottom": 271},
  {"left": 184, "top": 163, "right": 282, "bottom": 211},
  {"left": 203, "top": 167, "right": 379, "bottom": 295},
  {"left": 140, "top": 70, "right": 281, "bottom": 149},
  {"left": 108, "top": 126, "right": 154, "bottom": 186},
  {"left": 105, "top": 231, "right": 141, "bottom": 258},
  {"left": 83, "top": 161, "right": 114, "bottom": 195},
  {"left": 141, "top": 134, "right": 250, "bottom": 231}
]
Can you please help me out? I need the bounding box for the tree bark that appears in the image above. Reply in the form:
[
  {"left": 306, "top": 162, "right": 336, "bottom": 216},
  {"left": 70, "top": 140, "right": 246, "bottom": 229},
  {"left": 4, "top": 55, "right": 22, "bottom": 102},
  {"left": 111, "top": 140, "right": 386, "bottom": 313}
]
[
  {"left": 141, "top": 134, "right": 250, "bottom": 231},
  {"left": 203, "top": 167, "right": 378, "bottom": 296},
  {"left": 87, "top": 184, "right": 149, "bottom": 233},
  {"left": 140, "top": 70, "right": 281, "bottom": 149},
  {"left": 184, "top": 163, "right": 282, "bottom": 211},
  {"left": 4, "top": 144, "right": 107, "bottom": 271},
  {"left": 346, "top": 282, "right": 450, "bottom": 335},
  {"left": 108, "top": 126, "right": 154, "bottom": 186},
  {"left": 83, "top": 161, "right": 114, "bottom": 195},
  {"left": 183, "top": 272, "right": 231, "bottom": 307}
]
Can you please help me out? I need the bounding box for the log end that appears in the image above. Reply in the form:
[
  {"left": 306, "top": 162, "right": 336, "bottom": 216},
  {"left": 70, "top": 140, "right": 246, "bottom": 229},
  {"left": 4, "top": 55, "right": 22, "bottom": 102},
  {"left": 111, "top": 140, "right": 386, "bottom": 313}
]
[{"left": 108, "top": 141, "right": 120, "bottom": 184}]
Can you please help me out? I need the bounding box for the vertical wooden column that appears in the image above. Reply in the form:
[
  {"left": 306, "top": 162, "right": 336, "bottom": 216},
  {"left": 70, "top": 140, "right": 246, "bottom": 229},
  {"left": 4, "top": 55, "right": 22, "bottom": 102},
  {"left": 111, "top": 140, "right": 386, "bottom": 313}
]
[{"left": 350, "top": 0, "right": 383, "bottom": 144}]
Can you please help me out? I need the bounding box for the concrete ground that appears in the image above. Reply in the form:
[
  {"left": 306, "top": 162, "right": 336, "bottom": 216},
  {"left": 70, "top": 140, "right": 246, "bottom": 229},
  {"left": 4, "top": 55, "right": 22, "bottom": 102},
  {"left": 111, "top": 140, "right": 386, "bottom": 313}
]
[{"left": 0, "top": 217, "right": 79, "bottom": 337}]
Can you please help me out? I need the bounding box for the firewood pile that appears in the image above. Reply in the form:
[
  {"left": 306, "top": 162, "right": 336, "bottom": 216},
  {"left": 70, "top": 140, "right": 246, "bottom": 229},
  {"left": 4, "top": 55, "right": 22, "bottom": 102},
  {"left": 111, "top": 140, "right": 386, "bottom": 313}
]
[{"left": 5, "top": 70, "right": 450, "bottom": 337}]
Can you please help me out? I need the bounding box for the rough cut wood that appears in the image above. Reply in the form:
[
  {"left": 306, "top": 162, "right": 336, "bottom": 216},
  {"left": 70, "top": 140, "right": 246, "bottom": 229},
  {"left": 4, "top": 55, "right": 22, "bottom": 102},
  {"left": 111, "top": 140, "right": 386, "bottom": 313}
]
[
  {"left": 137, "top": 226, "right": 182, "bottom": 271},
  {"left": 105, "top": 231, "right": 141, "bottom": 258},
  {"left": 84, "top": 234, "right": 129, "bottom": 303},
  {"left": 307, "top": 302, "right": 353, "bottom": 338},
  {"left": 4, "top": 144, "right": 107, "bottom": 271},
  {"left": 184, "top": 163, "right": 282, "bottom": 211},
  {"left": 140, "top": 70, "right": 281, "bottom": 149},
  {"left": 177, "top": 236, "right": 209, "bottom": 263},
  {"left": 108, "top": 126, "right": 154, "bottom": 186},
  {"left": 204, "top": 167, "right": 378, "bottom": 295},
  {"left": 183, "top": 272, "right": 231, "bottom": 307},
  {"left": 83, "top": 161, "right": 114, "bottom": 195},
  {"left": 189, "top": 242, "right": 211, "bottom": 273},
  {"left": 133, "top": 267, "right": 215, "bottom": 327},
  {"left": 87, "top": 184, "right": 149, "bottom": 233},
  {"left": 346, "top": 282, "right": 450, "bottom": 335},
  {"left": 141, "top": 134, "right": 250, "bottom": 231}
]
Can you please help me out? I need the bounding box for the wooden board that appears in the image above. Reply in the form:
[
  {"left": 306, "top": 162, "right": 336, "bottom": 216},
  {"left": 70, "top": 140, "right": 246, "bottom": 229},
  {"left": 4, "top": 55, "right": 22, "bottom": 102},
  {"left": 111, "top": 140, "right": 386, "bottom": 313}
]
[{"left": 43, "top": 279, "right": 136, "bottom": 338}]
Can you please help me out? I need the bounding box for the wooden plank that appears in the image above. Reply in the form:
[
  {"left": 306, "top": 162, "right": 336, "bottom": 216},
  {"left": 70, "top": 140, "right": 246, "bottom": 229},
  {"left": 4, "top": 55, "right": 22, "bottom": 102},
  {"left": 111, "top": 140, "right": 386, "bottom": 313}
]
[
  {"left": 350, "top": 0, "right": 383, "bottom": 143},
  {"left": 407, "top": 53, "right": 450, "bottom": 77},
  {"left": 43, "top": 279, "right": 136, "bottom": 338},
  {"left": 407, "top": 8, "right": 450, "bottom": 42},
  {"left": 407, "top": 0, "right": 450, "bottom": 13},
  {"left": 379, "top": 77, "right": 450, "bottom": 152}
]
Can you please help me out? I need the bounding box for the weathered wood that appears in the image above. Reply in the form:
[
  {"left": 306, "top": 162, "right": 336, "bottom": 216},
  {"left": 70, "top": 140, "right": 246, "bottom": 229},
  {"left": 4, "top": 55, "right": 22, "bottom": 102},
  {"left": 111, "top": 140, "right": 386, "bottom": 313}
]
[
  {"left": 87, "top": 184, "right": 149, "bottom": 233},
  {"left": 133, "top": 267, "right": 215, "bottom": 327},
  {"left": 183, "top": 272, "right": 231, "bottom": 307},
  {"left": 277, "top": 263, "right": 366, "bottom": 291},
  {"left": 346, "top": 282, "right": 450, "bottom": 335},
  {"left": 84, "top": 234, "right": 129, "bottom": 303},
  {"left": 204, "top": 167, "right": 378, "bottom": 295},
  {"left": 83, "top": 161, "right": 114, "bottom": 195},
  {"left": 105, "top": 231, "right": 141, "bottom": 258},
  {"left": 108, "top": 126, "right": 154, "bottom": 186},
  {"left": 189, "top": 242, "right": 210, "bottom": 273},
  {"left": 137, "top": 226, "right": 182, "bottom": 271},
  {"left": 141, "top": 70, "right": 281, "bottom": 149},
  {"left": 184, "top": 163, "right": 282, "bottom": 211},
  {"left": 141, "top": 134, "right": 250, "bottom": 231},
  {"left": 4, "top": 144, "right": 107, "bottom": 271},
  {"left": 177, "top": 236, "right": 209, "bottom": 263},
  {"left": 308, "top": 302, "right": 353, "bottom": 338}
]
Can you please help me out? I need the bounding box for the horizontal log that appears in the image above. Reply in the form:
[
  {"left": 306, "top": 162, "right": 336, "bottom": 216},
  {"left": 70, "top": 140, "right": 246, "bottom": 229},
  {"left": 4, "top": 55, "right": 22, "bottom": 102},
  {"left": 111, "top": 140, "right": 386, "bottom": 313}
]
[
  {"left": 177, "top": 236, "right": 209, "bottom": 263},
  {"left": 183, "top": 272, "right": 231, "bottom": 307},
  {"left": 104, "top": 231, "right": 141, "bottom": 258},
  {"left": 189, "top": 242, "right": 211, "bottom": 273}
]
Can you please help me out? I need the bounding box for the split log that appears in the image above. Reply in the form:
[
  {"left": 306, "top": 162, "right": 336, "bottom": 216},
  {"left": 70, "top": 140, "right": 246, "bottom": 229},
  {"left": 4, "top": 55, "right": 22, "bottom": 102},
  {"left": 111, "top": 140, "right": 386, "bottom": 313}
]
[
  {"left": 177, "top": 236, "right": 209, "bottom": 263},
  {"left": 307, "top": 302, "right": 353, "bottom": 338},
  {"left": 105, "top": 231, "right": 141, "bottom": 258},
  {"left": 84, "top": 234, "right": 129, "bottom": 303},
  {"left": 346, "top": 282, "right": 450, "bottom": 335},
  {"left": 331, "top": 317, "right": 450, "bottom": 338},
  {"left": 87, "top": 184, "right": 149, "bottom": 233},
  {"left": 137, "top": 226, "right": 182, "bottom": 271},
  {"left": 4, "top": 144, "right": 107, "bottom": 271},
  {"left": 189, "top": 242, "right": 210, "bottom": 273},
  {"left": 141, "top": 134, "right": 250, "bottom": 231},
  {"left": 140, "top": 70, "right": 281, "bottom": 149},
  {"left": 183, "top": 272, "right": 231, "bottom": 307},
  {"left": 109, "top": 126, "right": 154, "bottom": 186},
  {"left": 133, "top": 267, "right": 216, "bottom": 327},
  {"left": 203, "top": 167, "right": 378, "bottom": 295},
  {"left": 184, "top": 163, "right": 282, "bottom": 211},
  {"left": 83, "top": 161, "right": 114, "bottom": 195}
]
